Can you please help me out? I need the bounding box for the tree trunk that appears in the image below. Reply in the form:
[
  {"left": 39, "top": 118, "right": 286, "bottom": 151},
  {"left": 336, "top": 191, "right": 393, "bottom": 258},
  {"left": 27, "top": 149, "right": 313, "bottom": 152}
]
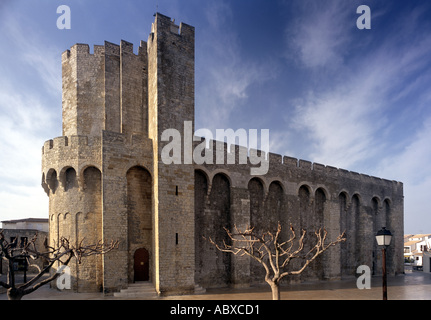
[
  {"left": 7, "top": 288, "right": 24, "bottom": 300},
  {"left": 269, "top": 282, "right": 280, "bottom": 300}
]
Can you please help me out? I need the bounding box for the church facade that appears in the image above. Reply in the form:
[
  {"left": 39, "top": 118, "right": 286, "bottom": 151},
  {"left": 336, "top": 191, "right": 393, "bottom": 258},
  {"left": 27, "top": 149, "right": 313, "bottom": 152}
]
[{"left": 41, "top": 13, "right": 404, "bottom": 295}]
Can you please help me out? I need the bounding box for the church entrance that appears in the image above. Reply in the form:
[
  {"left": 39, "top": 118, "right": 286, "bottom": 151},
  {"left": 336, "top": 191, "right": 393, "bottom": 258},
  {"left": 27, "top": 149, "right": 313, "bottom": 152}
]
[{"left": 134, "top": 248, "right": 149, "bottom": 281}]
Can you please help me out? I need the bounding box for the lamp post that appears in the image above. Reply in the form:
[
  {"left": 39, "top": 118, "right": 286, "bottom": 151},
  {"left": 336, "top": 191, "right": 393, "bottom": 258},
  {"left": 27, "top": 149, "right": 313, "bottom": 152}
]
[{"left": 375, "top": 227, "right": 392, "bottom": 300}]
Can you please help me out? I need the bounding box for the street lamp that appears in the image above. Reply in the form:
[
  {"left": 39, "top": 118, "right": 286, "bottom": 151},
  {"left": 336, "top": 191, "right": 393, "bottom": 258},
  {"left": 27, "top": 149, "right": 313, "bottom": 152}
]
[{"left": 375, "top": 227, "right": 392, "bottom": 300}]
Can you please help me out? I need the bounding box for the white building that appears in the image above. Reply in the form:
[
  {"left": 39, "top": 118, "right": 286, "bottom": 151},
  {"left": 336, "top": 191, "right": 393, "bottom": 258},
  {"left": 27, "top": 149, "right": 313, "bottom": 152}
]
[
  {"left": 0, "top": 218, "right": 49, "bottom": 274},
  {"left": 1, "top": 218, "right": 48, "bottom": 232},
  {"left": 404, "top": 234, "right": 431, "bottom": 269}
]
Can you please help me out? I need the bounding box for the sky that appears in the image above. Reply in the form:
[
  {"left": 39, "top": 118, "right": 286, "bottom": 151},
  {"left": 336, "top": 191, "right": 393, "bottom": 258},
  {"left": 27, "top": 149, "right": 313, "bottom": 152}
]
[{"left": 0, "top": 0, "right": 430, "bottom": 234}]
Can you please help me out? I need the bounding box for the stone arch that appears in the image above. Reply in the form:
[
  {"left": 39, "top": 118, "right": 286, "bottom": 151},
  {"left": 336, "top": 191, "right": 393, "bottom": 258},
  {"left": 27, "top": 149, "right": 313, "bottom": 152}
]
[
  {"left": 315, "top": 188, "right": 326, "bottom": 223},
  {"left": 265, "top": 180, "right": 286, "bottom": 228},
  {"left": 82, "top": 167, "right": 102, "bottom": 216},
  {"left": 297, "top": 183, "right": 312, "bottom": 198},
  {"left": 299, "top": 185, "right": 312, "bottom": 230},
  {"left": 58, "top": 212, "right": 72, "bottom": 240},
  {"left": 315, "top": 185, "right": 330, "bottom": 201},
  {"left": 60, "top": 167, "right": 78, "bottom": 191},
  {"left": 46, "top": 168, "right": 58, "bottom": 194},
  {"left": 371, "top": 196, "right": 381, "bottom": 208},
  {"left": 247, "top": 176, "right": 266, "bottom": 195},
  {"left": 298, "top": 184, "right": 315, "bottom": 281},
  {"left": 352, "top": 193, "right": 362, "bottom": 205},
  {"left": 82, "top": 166, "right": 101, "bottom": 192},
  {"left": 339, "top": 191, "right": 349, "bottom": 212},
  {"left": 339, "top": 191, "right": 349, "bottom": 278},
  {"left": 372, "top": 196, "right": 383, "bottom": 235},
  {"left": 195, "top": 168, "right": 210, "bottom": 186},
  {"left": 248, "top": 177, "right": 265, "bottom": 229},
  {"left": 41, "top": 172, "right": 49, "bottom": 195},
  {"left": 124, "top": 163, "right": 153, "bottom": 180},
  {"left": 209, "top": 169, "right": 232, "bottom": 187},
  {"left": 383, "top": 197, "right": 392, "bottom": 208},
  {"left": 194, "top": 169, "right": 209, "bottom": 285},
  {"left": 78, "top": 164, "right": 101, "bottom": 176},
  {"left": 201, "top": 172, "right": 231, "bottom": 287},
  {"left": 194, "top": 166, "right": 211, "bottom": 185},
  {"left": 305, "top": 187, "right": 326, "bottom": 280},
  {"left": 248, "top": 177, "right": 265, "bottom": 282},
  {"left": 126, "top": 166, "right": 152, "bottom": 283},
  {"left": 351, "top": 194, "right": 361, "bottom": 274},
  {"left": 266, "top": 179, "right": 285, "bottom": 194}
]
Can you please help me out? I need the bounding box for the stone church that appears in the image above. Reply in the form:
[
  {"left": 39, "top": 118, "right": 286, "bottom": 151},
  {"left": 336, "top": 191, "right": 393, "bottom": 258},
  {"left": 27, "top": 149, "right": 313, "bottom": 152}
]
[{"left": 41, "top": 13, "right": 404, "bottom": 295}]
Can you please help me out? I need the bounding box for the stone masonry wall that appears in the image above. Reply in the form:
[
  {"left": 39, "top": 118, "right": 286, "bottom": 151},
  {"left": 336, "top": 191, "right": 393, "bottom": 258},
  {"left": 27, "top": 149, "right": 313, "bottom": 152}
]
[
  {"left": 42, "top": 13, "right": 404, "bottom": 296},
  {"left": 194, "top": 140, "right": 404, "bottom": 287},
  {"left": 147, "top": 13, "right": 196, "bottom": 295}
]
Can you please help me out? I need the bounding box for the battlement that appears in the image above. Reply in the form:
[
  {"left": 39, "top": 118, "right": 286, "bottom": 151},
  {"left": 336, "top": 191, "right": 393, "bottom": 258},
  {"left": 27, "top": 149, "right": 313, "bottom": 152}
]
[
  {"left": 192, "top": 138, "right": 403, "bottom": 188},
  {"left": 42, "top": 132, "right": 154, "bottom": 155},
  {"left": 151, "top": 13, "right": 195, "bottom": 39},
  {"left": 42, "top": 135, "right": 102, "bottom": 155},
  {"left": 62, "top": 40, "right": 146, "bottom": 62},
  {"left": 62, "top": 38, "right": 149, "bottom": 137}
]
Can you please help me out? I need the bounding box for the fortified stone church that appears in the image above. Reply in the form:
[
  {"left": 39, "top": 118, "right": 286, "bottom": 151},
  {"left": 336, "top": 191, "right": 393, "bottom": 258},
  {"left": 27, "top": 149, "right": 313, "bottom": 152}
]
[{"left": 41, "top": 14, "right": 404, "bottom": 295}]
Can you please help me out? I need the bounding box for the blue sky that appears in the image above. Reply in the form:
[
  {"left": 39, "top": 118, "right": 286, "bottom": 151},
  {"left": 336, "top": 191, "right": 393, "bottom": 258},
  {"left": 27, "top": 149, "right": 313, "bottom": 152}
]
[{"left": 0, "top": 0, "right": 430, "bottom": 234}]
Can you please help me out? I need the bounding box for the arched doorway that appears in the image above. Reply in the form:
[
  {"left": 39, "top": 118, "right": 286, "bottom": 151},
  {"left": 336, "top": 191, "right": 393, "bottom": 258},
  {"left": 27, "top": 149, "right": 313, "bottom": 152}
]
[{"left": 134, "top": 248, "right": 149, "bottom": 281}]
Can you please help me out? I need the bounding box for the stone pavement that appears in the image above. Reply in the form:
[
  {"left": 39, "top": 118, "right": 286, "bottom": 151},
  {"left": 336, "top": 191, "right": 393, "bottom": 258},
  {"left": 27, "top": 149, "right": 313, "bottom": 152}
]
[{"left": 1, "top": 268, "right": 431, "bottom": 300}]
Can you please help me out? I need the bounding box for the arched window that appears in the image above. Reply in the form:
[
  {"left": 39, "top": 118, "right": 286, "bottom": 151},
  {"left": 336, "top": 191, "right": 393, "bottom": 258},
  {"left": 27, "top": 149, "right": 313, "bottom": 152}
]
[
  {"left": 299, "top": 185, "right": 311, "bottom": 230},
  {"left": 46, "top": 169, "right": 58, "bottom": 194},
  {"left": 315, "top": 188, "right": 326, "bottom": 226},
  {"left": 248, "top": 178, "right": 264, "bottom": 230},
  {"left": 65, "top": 167, "right": 77, "bottom": 191}
]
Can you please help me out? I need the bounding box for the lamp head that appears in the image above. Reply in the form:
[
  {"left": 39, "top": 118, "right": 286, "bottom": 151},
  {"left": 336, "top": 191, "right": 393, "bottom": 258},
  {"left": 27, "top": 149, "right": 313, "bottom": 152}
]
[{"left": 376, "top": 227, "right": 392, "bottom": 247}]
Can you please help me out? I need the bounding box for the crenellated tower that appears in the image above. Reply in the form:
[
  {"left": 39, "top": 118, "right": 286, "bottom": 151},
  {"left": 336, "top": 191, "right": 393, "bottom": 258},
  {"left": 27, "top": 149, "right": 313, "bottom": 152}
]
[
  {"left": 41, "top": 13, "right": 404, "bottom": 296},
  {"left": 42, "top": 13, "right": 195, "bottom": 294},
  {"left": 147, "top": 13, "right": 195, "bottom": 295}
]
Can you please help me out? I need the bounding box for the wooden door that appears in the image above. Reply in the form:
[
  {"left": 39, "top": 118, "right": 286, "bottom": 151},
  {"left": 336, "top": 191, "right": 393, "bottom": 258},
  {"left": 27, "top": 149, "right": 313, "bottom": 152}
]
[{"left": 134, "top": 248, "right": 149, "bottom": 281}]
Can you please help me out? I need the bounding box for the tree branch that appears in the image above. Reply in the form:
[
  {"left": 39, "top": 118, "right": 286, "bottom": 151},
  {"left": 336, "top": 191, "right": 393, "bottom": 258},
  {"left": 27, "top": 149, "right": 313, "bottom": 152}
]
[{"left": 206, "top": 222, "right": 346, "bottom": 288}]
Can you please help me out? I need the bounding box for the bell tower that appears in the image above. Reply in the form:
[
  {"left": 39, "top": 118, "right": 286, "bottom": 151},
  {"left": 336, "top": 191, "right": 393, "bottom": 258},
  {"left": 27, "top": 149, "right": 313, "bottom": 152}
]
[{"left": 147, "top": 13, "right": 196, "bottom": 295}]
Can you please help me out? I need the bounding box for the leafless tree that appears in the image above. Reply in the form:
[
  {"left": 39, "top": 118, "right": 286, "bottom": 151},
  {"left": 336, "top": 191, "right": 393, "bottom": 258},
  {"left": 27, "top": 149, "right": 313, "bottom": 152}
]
[
  {"left": 207, "top": 222, "right": 346, "bottom": 300},
  {"left": 0, "top": 230, "right": 118, "bottom": 300}
]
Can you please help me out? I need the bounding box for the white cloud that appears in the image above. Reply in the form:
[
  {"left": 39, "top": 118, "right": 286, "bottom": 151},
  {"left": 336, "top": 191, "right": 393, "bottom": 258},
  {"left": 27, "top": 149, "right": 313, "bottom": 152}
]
[
  {"left": 1, "top": 11, "right": 61, "bottom": 95},
  {"left": 196, "top": 1, "right": 276, "bottom": 130},
  {"left": 285, "top": 1, "right": 351, "bottom": 68},
  {"left": 281, "top": 2, "right": 431, "bottom": 233},
  {"left": 284, "top": 2, "right": 431, "bottom": 172},
  {"left": 0, "top": 81, "right": 54, "bottom": 221},
  {"left": 291, "top": 88, "right": 384, "bottom": 170},
  {"left": 0, "top": 10, "right": 60, "bottom": 222},
  {"left": 376, "top": 117, "right": 431, "bottom": 233}
]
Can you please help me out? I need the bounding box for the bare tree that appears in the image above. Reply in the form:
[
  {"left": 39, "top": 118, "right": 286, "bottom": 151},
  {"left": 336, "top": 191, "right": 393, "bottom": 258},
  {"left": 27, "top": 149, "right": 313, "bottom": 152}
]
[
  {"left": 0, "top": 230, "right": 118, "bottom": 300},
  {"left": 207, "top": 222, "right": 346, "bottom": 300}
]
